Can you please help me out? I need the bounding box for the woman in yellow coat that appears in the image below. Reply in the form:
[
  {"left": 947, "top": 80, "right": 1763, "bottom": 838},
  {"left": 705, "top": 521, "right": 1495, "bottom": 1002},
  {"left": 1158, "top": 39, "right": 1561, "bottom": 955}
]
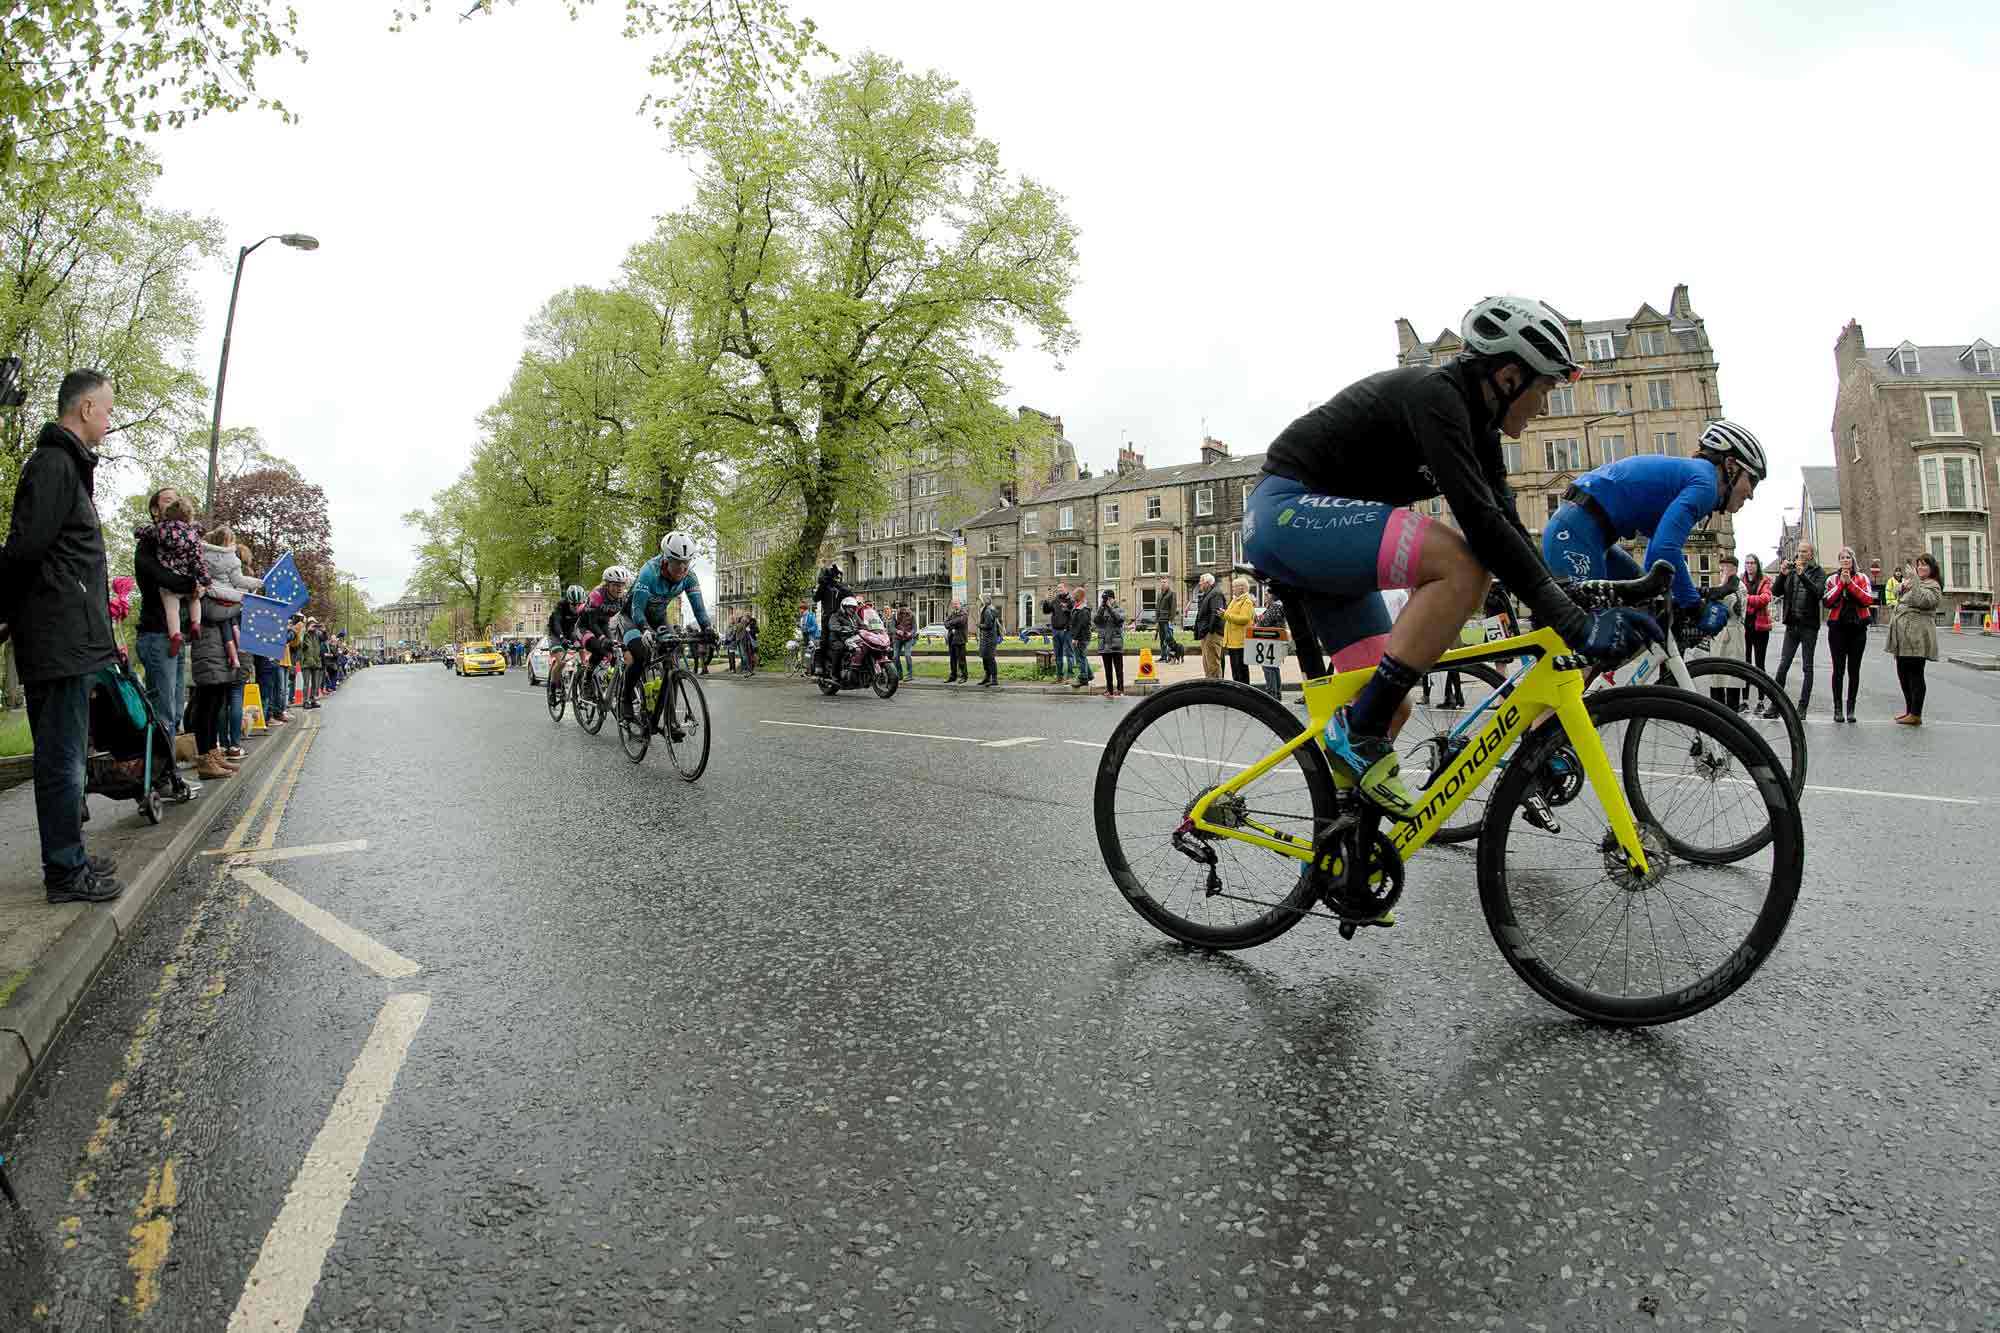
[{"left": 1223, "top": 575, "right": 1257, "bottom": 683}]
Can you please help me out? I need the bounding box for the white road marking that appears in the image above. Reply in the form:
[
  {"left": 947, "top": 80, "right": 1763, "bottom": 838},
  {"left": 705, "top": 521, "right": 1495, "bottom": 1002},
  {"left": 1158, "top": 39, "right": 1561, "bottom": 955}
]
[
  {"left": 981, "top": 736, "right": 1044, "bottom": 748},
  {"left": 1633, "top": 768, "right": 1978, "bottom": 806},
  {"left": 232, "top": 866, "right": 422, "bottom": 979},
  {"left": 1063, "top": 738, "right": 1253, "bottom": 771},
  {"left": 226, "top": 992, "right": 430, "bottom": 1333},
  {"left": 226, "top": 839, "right": 370, "bottom": 866},
  {"left": 761, "top": 719, "right": 985, "bottom": 745}
]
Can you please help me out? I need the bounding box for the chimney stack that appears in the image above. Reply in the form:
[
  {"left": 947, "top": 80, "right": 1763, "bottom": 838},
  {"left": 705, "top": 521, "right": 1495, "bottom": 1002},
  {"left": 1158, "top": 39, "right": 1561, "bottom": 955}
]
[
  {"left": 1834, "top": 319, "right": 1868, "bottom": 378},
  {"left": 1200, "top": 435, "right": 1230, "bottom": 467},
  {"left": 1117, "top": 445, "right": 1145, "bottom": 477}
]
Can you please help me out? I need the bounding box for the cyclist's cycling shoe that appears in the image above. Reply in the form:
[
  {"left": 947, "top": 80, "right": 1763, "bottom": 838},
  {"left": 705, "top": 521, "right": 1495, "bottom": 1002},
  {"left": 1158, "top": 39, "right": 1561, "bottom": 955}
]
[{"left": 1321, "top": 706, "right": 1420, "bottom": 819}]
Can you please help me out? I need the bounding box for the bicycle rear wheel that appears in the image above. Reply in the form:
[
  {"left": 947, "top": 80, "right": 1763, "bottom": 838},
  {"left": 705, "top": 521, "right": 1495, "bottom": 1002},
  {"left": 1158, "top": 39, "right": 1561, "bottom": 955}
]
[
  {"left": 1094, "top": 680, "right": 1336, "bottom": 949},
  {"left": 618, "top": 660, "right": 660, "bottom": 762},
  {"left": 1401, "top": 661, "right": 1507, "bottom": 845},
  {"left": 1477, "top": 686, "right": 1802, "bottom": 1027},
  {"left": 661, "top": 668, "right": 710, "bottom": 781},
  {"left": 576, "top": 664, "right": 609, "bottom": 735},
  {"left": 1679, "top": 657, "right": 1806, "bottom": 798}
]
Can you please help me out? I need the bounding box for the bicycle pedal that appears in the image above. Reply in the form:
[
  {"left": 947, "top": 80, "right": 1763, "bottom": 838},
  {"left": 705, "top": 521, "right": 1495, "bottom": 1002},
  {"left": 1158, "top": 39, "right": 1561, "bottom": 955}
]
[{"left": 1520, "top": 793, "right": 1561, "bottom": 834}]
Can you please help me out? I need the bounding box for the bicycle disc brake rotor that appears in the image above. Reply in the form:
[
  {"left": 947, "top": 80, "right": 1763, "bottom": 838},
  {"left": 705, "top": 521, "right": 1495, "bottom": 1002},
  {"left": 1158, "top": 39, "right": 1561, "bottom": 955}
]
[{"left": 1600, "top": 821, "right": 1670, "bottom": 892}]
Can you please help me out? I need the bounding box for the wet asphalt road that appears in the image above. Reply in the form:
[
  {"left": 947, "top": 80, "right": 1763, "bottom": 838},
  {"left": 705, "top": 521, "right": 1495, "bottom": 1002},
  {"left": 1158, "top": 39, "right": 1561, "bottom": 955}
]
[{"left": 3, "top": 642, "right": 1998, "bottom": 1330}]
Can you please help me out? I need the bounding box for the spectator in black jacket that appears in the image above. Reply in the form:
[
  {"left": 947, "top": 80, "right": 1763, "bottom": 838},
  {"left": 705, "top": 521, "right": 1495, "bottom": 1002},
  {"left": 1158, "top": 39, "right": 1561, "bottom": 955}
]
[
  {"left": 0, "top": 370, "right": 126, "bottom": 903},
  {"left": 1193, "top": 574, "right": 1226, "bottom": 679},
  {"left": 1769, "top": 542, "right": 1826, "bottom": 713},
  {"left": 133, "top": 482, "right": 199, "bottom": 734},
  {"left": 1069, "top": 596, "right": 1095, "bottom": 689}
]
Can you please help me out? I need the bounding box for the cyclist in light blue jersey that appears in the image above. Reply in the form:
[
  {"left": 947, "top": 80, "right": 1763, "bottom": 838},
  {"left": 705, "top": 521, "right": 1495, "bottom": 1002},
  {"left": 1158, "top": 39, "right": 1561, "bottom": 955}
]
[
  {"left": 1542, "top": 419, "right": 1767, "bottom": 638},
  {"left": 621, "top": 530, "right": 714, "bottom": 724}
]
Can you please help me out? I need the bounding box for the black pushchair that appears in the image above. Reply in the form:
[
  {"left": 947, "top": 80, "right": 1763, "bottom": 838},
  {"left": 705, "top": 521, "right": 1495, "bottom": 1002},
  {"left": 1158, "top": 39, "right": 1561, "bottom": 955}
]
[{"left": 85, "top": 657, "right": 189, "bottom": 825}]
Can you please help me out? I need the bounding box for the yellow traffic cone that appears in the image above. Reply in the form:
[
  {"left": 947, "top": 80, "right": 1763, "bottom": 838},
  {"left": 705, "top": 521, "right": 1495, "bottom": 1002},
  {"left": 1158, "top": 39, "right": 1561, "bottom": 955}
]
[{"left": 1136, "top": 647, "right": 1158, "bottom": 682}]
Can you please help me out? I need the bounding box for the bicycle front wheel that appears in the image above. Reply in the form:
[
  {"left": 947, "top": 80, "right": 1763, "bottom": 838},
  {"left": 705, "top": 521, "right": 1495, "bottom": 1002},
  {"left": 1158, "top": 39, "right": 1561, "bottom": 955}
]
[
  {"left": 1477, "top": 686, "right": 1803, "bottom": 1027},
  {"left": 1679, "top": 656, "right": 1807, "bottom": 799},
  {"left": 547, "top": 669, "right": 566, "bottom": 722},
  {"left": 661, "top": 668, "right": 710, "bottom": 781},
  {"left": 1094, "top": 680, "right": 1336, "bottom": 949}
]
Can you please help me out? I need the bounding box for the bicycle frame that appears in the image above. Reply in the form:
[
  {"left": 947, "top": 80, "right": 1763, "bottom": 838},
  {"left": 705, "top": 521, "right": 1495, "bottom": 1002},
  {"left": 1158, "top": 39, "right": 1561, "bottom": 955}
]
[{"left": 1183, "top": 625, "right": 1653, "bottom": 875}]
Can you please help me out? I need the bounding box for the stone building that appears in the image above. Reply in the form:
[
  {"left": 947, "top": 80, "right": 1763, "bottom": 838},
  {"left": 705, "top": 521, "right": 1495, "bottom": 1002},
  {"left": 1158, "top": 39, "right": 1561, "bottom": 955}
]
[
  {"left": 1395, "top": 283, "right": 1736, "bottom": 587},
  {"left": 715, "top": 406, "right": 1081, "bottom": 627},
  {"left": 1796, "top": 466, "right": 1843, "bottom": 559},
  {"left": 377, "top": 596, "right": 443, "bottom": 649},
  {"left": 491, "top": 584, "right": 555, "bottom": 643},
  {"left": 1832, "top": 320, "right": 1999, "bottom": 615}
]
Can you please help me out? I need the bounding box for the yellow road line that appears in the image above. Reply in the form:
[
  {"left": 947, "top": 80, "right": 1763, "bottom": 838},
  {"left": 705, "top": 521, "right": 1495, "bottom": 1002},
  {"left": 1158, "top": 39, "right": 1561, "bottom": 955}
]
[
  {"left": 255, "top": 716, "right": 321, "bottom": 851},
  {"left": 128, "top": 1156, "right": 180, "bottom": 1314},
  {"left": 226, "top": 839, "right": 368, "bottom": 867},
  {"left": 215, "top": 723, "right": 310, "bottom": 853}
]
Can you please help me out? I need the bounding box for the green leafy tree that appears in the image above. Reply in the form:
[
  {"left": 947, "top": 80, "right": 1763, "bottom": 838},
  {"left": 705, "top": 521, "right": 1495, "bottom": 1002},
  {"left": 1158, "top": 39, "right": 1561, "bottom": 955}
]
[
  {"left": 403, "top": 473, "right": 510, "bottom": 635},
  {"left": 1, "top": 2, "right": 303, "bottom": 171},
  {"left": 208, "top": 463, "right": 339, "bottom": 621},
  {"left": 0, "top": 143, "right": 225, "bottom": 517},
  {"left": 685, "top": 52, "right": 1078, "bottom": 616}
]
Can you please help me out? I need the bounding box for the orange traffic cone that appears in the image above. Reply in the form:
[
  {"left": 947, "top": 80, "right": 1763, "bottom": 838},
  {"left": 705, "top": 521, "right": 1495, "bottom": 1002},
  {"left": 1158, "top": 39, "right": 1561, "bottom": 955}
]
[{"left": 1951, "top": 604, "right": 1962, "bottom": 634}]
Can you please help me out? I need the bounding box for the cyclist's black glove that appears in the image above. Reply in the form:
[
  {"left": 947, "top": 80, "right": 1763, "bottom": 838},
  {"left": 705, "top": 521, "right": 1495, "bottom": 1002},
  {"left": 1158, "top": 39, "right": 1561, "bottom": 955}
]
[
  {"left": 1529, "top": 576, "right": 1665, "bottom": 666},
  {"left": 1568, "top": 606, "right": 1665, "bottom": 663}
]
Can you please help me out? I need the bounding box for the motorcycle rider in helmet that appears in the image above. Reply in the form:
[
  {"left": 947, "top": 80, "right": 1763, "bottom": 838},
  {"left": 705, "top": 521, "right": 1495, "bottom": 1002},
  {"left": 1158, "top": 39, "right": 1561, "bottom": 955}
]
[{"left": 825, "top": 594, "right": 863, "bottom": 682}]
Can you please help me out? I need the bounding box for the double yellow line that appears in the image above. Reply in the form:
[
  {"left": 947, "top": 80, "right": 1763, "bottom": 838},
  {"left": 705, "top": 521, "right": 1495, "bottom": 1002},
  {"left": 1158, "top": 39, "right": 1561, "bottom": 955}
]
[{"left": 212, "top": 713, "right": 320, "bottom": 857}]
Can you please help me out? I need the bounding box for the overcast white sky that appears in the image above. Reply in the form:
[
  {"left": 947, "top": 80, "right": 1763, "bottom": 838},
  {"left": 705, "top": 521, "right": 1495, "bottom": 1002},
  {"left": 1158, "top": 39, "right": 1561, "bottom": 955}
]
[{"left": 138, "top": 0, "right": 2000, "bottom": 603}]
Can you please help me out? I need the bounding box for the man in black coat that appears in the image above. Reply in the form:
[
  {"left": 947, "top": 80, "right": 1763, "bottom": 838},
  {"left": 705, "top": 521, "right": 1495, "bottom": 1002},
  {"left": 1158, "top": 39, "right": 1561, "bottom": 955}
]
[
  {"left": 1770, "top": 541, "right": 1826, "bottom": 712},
  {"left": 0, "top": 370, "right": 126, "bottom": 902}
]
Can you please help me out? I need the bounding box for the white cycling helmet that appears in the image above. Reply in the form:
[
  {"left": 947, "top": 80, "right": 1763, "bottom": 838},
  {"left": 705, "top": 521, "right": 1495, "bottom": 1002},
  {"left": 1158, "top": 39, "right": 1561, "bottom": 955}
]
[
  {"left": 660, "top": 530, "right": 696, "bottom": 563},
  {"left": 1698, "top": 419, "right": 1768, "bottom": 481},
  {"left": 840, "top": 596, "right": 859, "bottom": 609},
  {"left": 1459, "top": 295, "right": 1582, "bottom": 383},
  {"left": 564, "top": 584, "right": 586, "bottom": 605},
  {"left": 603, "top": 565, "right": 634, "bottom": 586}
]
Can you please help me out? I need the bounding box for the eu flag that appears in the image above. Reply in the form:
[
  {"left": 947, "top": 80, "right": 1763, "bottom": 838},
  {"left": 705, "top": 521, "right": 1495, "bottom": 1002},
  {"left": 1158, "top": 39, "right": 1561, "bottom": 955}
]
[
  {"left": 262, "top": 551, "right": 309, "bottom": 611},
  {"left": 239, "top": 594, "right": 293, "bottom": 658}
]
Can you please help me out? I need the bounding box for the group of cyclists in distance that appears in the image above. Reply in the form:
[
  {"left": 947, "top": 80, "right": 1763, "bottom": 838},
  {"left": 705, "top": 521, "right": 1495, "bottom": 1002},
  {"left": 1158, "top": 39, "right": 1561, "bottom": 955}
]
[{"left": 526, "top": 293, "right": 1775, "bottom": 824}]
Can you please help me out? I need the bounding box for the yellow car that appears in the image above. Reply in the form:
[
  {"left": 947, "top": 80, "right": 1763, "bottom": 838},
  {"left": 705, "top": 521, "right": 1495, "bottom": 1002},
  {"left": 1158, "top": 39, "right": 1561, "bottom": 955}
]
[{"left": 456, "top": 641, "right": 507, "bottom": 677}]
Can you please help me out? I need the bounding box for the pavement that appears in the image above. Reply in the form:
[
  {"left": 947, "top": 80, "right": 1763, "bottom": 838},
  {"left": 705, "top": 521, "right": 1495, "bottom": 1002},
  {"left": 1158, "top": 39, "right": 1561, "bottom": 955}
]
[
  {"left": 0, "top": 702, "right": 324, "bottom": 1129},
  {"left": 0, "top": 649, "right": 1996, "bottom": 1329}
]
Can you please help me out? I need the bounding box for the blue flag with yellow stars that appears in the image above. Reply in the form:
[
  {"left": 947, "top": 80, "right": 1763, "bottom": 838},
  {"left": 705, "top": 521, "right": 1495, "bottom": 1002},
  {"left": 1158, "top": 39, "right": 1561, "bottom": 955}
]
[
  {"left": 262, "top": 550, "right": 309, "bottom": 611},
  {"left": 238, "top": 594, "right": 293, "bottom": 658}
]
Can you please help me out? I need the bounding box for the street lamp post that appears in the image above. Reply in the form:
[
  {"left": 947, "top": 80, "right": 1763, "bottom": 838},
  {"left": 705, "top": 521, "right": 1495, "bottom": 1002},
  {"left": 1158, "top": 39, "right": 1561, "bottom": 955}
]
[
  {"left": 344, "top": 574, "right": 372, "bottom": 641},
  {"left": 1580, "top": 409, "right": 1633, "bottom": 469},
  {"left": 206, "top": 232, "right": 320, "bottom": 512}
]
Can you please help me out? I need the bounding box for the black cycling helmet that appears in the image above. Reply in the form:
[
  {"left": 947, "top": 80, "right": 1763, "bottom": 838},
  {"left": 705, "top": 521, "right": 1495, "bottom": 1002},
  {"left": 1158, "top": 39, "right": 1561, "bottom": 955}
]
[{"left": 564, "top": 584, "right": 586, "bottom": 606}]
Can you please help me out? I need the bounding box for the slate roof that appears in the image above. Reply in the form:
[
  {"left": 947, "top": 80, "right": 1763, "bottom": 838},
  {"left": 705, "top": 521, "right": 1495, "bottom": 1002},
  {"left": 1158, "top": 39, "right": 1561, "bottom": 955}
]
[
  {"left": 1800, "top": 466, "right": 1840, "bottom": 512},
  {"left": 1097, "top": 450, "right": 1269, "bottom": 495},
  {"left": 1404, "top": 290, "right": 1710, "bottom": 360},
  {"left": 1867, "top": 340, "right": 2000, "bottom": 382}
]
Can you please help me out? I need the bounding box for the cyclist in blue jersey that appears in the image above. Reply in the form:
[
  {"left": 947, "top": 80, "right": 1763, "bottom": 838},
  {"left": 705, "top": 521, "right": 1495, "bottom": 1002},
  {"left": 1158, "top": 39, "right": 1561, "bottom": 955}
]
[
  {"left": 1243, "top": 294, "right": 1664, "bottom": 819},
  {"left": 621, "top": 530, "right": 714, "bottom": 726},
  {"left": 1543, "top": 420, "right": 1766, "bottom": 639}
]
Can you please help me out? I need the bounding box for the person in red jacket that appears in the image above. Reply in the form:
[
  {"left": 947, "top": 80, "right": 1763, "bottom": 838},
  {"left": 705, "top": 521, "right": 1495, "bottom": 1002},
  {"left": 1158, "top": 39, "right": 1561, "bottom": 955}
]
[
  {"left": 1823, "top": 546, "right": 1873, "bottom": 723},
  {"left": 1741, "top": 553, "right": 1774, "bottom": 673}
]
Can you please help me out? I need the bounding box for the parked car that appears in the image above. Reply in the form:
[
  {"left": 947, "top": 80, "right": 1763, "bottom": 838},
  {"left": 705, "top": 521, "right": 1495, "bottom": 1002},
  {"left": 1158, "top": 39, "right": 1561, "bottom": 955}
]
[
  {"left": 917, "top": 622, "right": 947, "bottom": 641},
  {"left": 528, "top": 636, "right": 553, "bottom": 685},
  {"left": 1017, "top": 625, "right": 1054, "bottom": 642}
]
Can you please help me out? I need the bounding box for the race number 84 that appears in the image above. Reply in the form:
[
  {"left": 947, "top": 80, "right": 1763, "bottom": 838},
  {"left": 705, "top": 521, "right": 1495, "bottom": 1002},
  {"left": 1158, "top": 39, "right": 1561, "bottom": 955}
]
[{"left": 1247, "top": 628, "right": 1288, "bottom": 668}]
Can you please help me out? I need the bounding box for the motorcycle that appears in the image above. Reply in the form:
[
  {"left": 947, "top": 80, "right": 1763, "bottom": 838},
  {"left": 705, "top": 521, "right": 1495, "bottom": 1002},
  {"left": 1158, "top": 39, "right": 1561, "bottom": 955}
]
[{"left": 815, "top": 611, "right": 898, "bottom": 699}]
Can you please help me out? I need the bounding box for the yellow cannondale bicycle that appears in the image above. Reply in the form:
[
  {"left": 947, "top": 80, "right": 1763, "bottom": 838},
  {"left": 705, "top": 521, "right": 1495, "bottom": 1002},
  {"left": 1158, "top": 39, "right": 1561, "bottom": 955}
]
[{"left": 1093, "top": 563, "right": 1803, "bottom": 1027}]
